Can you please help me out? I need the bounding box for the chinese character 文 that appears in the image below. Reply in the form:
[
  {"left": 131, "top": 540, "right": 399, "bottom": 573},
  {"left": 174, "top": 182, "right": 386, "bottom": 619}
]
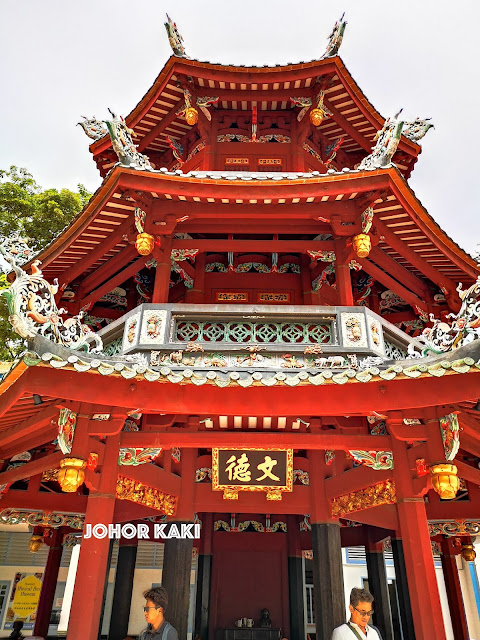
[
  {"left": 256, "top": 455, "right": 280, "bottom": 482},
  {"left": 225, "top": 453, "right": 251, "bottom": 482}
]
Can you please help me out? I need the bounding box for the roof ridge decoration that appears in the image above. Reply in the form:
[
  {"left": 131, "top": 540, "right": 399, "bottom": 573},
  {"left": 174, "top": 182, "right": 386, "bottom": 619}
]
[
  {"left": 409, "top": 275, "right": 480, "bottom": 356},
  {"left": 359, "top": 111, "right": 434, "bottom": 170},
  {"left": 322, "top": 13, "right": 347, "bottom": 59},
  {"left": 0, "top": 238, "right": 103, "bottom": 353},
  {"left": 164, "top": 13, "right": 187, "bottom": 58}
]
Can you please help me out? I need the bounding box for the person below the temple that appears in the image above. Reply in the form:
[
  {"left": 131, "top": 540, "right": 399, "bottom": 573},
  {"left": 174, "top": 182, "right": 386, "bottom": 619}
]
[
  {"left": 331, "top": 587, "right": 382, "bottom": 639},
  {"left": 140, "top": 586, "right": 178, "bottom": 640}
]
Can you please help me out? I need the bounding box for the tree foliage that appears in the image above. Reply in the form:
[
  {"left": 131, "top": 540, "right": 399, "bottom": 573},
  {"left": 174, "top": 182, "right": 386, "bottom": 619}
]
[{"left": 0, "top": 166, "right": 91, "bottom": 360}]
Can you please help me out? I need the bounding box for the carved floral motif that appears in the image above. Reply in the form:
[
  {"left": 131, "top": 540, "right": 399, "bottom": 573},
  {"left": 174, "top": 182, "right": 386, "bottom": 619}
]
[
  {"left": 116, "top": 475, "right": 177, "bottom": 515},
  {"left": 349, "top": 450, "right": 394, "bottom": 470},
  {"left": 118, "top": 448, "right": 162, "bottom": 466},
  {"left": 440, "top": 413, "right": 460, "bottom": 461},
  {"left": 331, "top": 480, "right": 396, "bottom": 518}
]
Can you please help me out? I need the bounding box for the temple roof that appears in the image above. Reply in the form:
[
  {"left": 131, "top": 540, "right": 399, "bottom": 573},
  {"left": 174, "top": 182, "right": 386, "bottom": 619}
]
[
  {"left": 34, "top": 165, "right": 478, "bottom": 294},
  {"left": 89, "top": 56, "right": 421, "bottom": 177}
]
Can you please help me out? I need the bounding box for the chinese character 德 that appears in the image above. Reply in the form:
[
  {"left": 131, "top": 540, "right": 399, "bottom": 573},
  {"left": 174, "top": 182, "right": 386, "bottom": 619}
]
[
  {"left": 225, "top": 453, "right": 251, "bottom": 482},
  {"left": 256, "top": 455, "right": 280, "bottom": 482}
]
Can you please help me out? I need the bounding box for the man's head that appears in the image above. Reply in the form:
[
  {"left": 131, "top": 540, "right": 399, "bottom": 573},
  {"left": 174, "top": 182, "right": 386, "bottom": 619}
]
[
  {"left": 143, "top": 586, "right": 168, "bottom": 630},
  {"left": 349, "top": 587, "right": 374, "bottom": 630}
]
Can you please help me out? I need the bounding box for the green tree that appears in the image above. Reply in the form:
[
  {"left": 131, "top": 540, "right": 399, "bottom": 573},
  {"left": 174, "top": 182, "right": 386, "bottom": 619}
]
[{"left": 0, "top": 166, "right": 91, "bottom": 360}]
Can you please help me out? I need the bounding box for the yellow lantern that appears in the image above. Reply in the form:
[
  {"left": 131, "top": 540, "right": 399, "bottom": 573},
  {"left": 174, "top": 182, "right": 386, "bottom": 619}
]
[
  {"left": 185, "top": 107, "right": 199, "bottom": 126},
  {"left": 353, "top": 233, "right": 372, "bottom": 258},
  {"left": 462, "top": 543, "right": 476, "bottom": 562},
  {"left": 28, "top": 534, "right": 43, "bottom": 553},
  {"left": 310, "top": 108, "right": 324, "bottom": 127},
  {"left": 429, "top": 463, "right": 460, "bottom": 500},
  {"left": 58, "top": 458, "right": 86, "bottom": 493},
  {"left": 135, "top": 232, "right": 155, "bottom": 256}
]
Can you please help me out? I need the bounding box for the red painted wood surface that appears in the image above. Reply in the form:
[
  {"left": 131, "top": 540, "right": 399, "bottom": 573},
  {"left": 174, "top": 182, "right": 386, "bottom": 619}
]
[{"left": 209, "top": 532, "right": 289, "bottom": 640}]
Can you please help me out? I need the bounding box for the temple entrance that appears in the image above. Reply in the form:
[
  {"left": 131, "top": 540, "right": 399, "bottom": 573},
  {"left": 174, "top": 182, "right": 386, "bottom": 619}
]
[{"left": 209, "top": 532, "right": 289, "bottom": 640}]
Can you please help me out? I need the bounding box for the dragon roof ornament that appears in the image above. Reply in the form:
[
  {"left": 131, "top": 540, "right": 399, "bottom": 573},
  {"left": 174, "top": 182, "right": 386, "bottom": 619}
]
[
  {"left": 409, "top": 275, "right": 480, "bottom": 357},
  {"left": 0, "top": 239, "right": 102, "bottom": 353},
  {"left": 359, "top": 111, "right": 404, "bottom": 170},
  {"left": 78, "top": 116, "right": 107, "bottom": 141},
  {"left": 164, "top": 14, "right": 187, "bottom": 58},
  {"left": 322, "top": 13, "right": 347, "bottom": 59},
  {"left": 403, "top": 117, "right": 434, "bottom": 143}
]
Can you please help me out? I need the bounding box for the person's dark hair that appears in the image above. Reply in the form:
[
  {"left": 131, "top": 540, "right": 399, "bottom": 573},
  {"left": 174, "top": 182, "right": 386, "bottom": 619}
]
[
  {"left": 143, "top": 586, "right": 168, "bottom": 611},
  {"left": 350, "top": 587, "right": 374, "bottom": 608}
]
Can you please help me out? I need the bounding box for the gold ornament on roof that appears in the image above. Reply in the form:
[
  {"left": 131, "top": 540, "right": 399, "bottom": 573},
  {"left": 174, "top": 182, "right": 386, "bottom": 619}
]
[
  {"left": 353, "top": 234, "right": 371, "bottom": 258},
  {"left": 185, "top": 107, "right": 199, "bottom": 126},
  {"left": 28, "top": 534, "right": 43, "bottom": 553},
  {"left": 461, "top": 543, "right": 476, "bottom": 562},
  {"left": 58, "top": 458, "right": 86, "bottom": 493},
  {"left": 429, "top": 463, "right": 460, "bottom": 500},
  {"left": 136, "top": 232, "right": 155, "bottom": 256}
]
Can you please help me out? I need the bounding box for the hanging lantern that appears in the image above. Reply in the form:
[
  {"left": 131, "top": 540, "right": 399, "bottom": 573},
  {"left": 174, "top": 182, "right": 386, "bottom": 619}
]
[
  {"left": 58, "top": 458, "right": 86, "bottom": 493},
  {"left": 353, "top": 233, "right": 372, "bottom": 258},
  {"left": 310, "top": 108, "right": 324, "bottom": 127},
  {"left": 429, "top": 463, "right": 460, "bottom": 500},
  {"left": 135, "top": 232, "right": 155, "bottom": 256},
  {"left": 185, "top": 107, "right": 199, "bottom": 126},
  {"left": 28, "top": 534, "right": 43, "bottom": 553},
  {"left": 462, "top": 543, "right": 476, "bottom": 562}
]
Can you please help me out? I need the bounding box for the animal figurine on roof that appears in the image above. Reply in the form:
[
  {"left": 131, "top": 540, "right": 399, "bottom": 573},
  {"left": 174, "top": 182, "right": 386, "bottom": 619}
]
[
  {"left": 164, "top": 14, "right": 187, "bottom": 57},
  {"left": 322, "top": 13, "right": 347, "bottom": 58}
]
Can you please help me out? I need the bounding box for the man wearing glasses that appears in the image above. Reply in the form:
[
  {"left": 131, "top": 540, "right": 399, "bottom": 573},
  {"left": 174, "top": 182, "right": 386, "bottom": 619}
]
[
  {"left": 140, "top": 586, "right": 179, "bottom": 640},
  {"left": 331, "top": 587, "right": 383, "bottom": 639}
]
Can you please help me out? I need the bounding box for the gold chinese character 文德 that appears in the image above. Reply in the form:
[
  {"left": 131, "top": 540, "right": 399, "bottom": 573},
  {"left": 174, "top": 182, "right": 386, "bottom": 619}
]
[
  {"left": 256, "top": 455, "right": 280, "bottom": 482},
  {"left": 225, "top": 453, "right": 251, "bottom": 482}
]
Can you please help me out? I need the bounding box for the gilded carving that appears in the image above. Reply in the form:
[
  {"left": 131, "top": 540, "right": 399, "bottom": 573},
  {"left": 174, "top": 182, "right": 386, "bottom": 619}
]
[
  {"left": 116, "top": 475, "right": 177, "bottom": 515},
  {"left": 331, "top": 480, "right": 396, "bottom": 518}
]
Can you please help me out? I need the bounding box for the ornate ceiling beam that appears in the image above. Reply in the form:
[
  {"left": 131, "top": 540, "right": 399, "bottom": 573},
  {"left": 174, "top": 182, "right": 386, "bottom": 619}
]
[
  {"left": 373, "top": 218, "right": 461, "bottom": 306},
  {"left": 0, "top": 402, "right": 62, "bottom": 451},
  {"left": 79, "top": 255, "right": 148, "bottom": 310},
  {"left": 368, "top": 246, "right": 431, "bottom": 302},
  {"left": 0, "top": 451, "right": 64, "bottom": 486},
  {"left": 58, "top": 218, "right": 135, "bottom": 292},
  {"left": 120, "top": 431, "right": 391, "bottom": 451},
  {"left": 358, "top": 257, "right": 429, "bottom": 314},
  {"left": 325, "top": 466, "right": 393, "bottom": 500},
  {"left": 137, "top": 95, "right": 186, "bottom": 152},
  {"left": 77, "top": 245, "right": 138, "bottom": 298},
  {"left": 171, "top": 239, "right": 335, "bottom": 253},
  {"left": 23, "top": 365, "right": 480, "bottom": 417}
]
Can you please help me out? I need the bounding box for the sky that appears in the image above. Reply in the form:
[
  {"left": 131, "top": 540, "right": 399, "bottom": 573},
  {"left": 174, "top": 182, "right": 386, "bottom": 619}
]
[{"left": 1, "top": 0, "right": 479, "bottom": 257}]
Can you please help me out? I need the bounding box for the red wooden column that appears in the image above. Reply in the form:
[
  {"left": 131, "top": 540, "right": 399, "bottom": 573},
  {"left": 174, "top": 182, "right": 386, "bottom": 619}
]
[
  {"left": 334, "top": 238, "right": 353, "bottom": 305},
  {"left": 308, "top": 450, "right": 345, "bottom": 640},
  {"left": 440, "top": 536, "right": 469, "bottom": 640},
  {"left": 389, "top": 418, "right": 447, "bottom": 640},
  {"left": 301, "top": 254, "right": 314, "bottom": 304},
  {"left": 67, "top": 434, "right": 120, "bottom": 640},
  {"left": 185, "top": 253, "right": 206, "bottom": 303},
  {"left": 33, "top": 528, "right": 63, "bottom": 638},
  {"left": 162, "top": 448, "right": 197, "bottom": 640},
  {"left": 152, "top": 237, "right": 173, "bottom": 303}
]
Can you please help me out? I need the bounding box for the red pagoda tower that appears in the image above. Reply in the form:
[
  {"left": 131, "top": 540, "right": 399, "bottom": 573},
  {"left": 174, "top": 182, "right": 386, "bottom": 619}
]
[{"left": 0, "top": 14, "right": 479, "bottom": 640}]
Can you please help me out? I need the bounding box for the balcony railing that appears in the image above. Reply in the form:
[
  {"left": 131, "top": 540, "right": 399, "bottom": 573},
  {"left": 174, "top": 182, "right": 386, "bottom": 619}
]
[{"left": 98, "top": 304, "right": 417, "bottom": 372}]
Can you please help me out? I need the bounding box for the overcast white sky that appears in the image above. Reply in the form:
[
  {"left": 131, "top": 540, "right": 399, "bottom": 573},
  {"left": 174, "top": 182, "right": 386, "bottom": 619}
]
[{"left": 1, "top": 0, "right": 479, "bottom": 256}]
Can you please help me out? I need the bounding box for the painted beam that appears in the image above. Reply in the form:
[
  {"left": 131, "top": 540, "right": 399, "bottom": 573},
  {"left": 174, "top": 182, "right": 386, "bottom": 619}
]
[{"left": 22, "top": 366, "right": 480, "bottom": 417}]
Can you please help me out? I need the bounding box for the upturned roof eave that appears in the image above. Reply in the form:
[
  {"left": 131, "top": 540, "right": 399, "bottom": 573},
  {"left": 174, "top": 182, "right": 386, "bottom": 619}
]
[
  {"left": 31, "top": 164, "right": 478, "bottom": 279},
  {"left": 88, "top": 55, "right": 420, "bottom": 161}
]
